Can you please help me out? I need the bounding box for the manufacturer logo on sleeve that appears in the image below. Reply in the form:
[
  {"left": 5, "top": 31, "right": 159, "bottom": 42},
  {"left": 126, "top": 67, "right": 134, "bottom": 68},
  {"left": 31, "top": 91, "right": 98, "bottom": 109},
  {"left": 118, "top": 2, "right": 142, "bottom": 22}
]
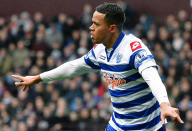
[{"left": 130, "top": 41, "right": 142, "bottom": 52}]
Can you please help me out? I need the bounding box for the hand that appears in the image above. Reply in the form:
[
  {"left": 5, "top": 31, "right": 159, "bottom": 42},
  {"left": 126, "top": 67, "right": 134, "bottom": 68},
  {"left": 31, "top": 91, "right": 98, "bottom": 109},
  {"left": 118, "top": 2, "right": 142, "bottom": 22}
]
[
  {"left": 160, "top": 102, "right": 184, "bottom": 125},
  {"left": 11, "top": 75, "right": 42, "bottom": 91}
]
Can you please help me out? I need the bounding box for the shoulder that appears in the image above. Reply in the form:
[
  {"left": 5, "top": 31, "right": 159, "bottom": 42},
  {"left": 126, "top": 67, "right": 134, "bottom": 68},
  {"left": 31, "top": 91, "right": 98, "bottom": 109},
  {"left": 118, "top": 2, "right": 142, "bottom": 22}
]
[
  {"left": 124, "top": 34, "right": 149, "bottom": 54},
  {"left": 92, "top": 44, "right": 105, "bottom": 56},
  {"left": 93, "top": 44, "right": 105, "bottom": 50}
]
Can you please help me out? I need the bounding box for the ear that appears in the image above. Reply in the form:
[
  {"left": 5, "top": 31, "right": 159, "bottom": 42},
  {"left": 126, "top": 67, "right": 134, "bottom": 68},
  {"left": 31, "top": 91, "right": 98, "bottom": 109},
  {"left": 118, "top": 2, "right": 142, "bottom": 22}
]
[{"left": 109, "top": 24, "right": 118, "bottom": 33}]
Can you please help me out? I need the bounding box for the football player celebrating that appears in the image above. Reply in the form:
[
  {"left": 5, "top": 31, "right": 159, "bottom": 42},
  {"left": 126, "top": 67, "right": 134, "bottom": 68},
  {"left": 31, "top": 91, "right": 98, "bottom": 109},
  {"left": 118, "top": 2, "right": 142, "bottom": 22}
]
[{"left": 12, "top": 3, "right": 184, "bottom": 131}]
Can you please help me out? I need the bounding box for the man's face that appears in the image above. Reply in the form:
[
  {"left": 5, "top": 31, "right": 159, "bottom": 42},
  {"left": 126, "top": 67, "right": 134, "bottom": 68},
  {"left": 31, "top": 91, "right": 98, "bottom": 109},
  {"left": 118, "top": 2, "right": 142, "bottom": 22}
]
[{"left": 89, "top": 11, "right": 110, "bottom": 44}]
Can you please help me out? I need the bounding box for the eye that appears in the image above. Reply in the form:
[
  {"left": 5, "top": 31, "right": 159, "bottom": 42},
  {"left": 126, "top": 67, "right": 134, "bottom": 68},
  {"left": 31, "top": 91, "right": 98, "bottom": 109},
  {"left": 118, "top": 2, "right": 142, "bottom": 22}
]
[{"left": 93, "top": 22, "right": 99, "bottom": 26}]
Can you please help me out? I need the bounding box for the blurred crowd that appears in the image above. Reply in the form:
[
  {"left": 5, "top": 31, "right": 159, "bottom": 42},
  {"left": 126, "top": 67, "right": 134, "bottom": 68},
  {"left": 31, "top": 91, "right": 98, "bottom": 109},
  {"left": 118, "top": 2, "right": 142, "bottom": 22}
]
[{"left": 0, "top": 1, "right": 192, "bottom": 131}]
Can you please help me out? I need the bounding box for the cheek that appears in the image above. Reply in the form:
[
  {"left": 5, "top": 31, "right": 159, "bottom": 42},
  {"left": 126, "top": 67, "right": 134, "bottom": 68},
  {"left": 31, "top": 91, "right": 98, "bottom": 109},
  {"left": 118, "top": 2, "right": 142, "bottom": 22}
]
[{"left": 95, "top": 28, "right": 107, "bottom": 39}]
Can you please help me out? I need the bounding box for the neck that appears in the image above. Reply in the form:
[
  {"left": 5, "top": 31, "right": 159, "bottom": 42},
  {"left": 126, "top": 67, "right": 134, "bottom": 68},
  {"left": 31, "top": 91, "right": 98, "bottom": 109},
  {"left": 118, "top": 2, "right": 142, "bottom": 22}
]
[{"left": 104, "top": 31, "right": 121, "bottom": 49}]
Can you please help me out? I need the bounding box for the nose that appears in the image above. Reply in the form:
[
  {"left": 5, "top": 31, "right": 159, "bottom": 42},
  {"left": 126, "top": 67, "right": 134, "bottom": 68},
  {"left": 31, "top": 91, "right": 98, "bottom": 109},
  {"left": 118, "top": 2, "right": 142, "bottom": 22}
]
[{"left": 89, "top": 24, "right": 94, "bottom": 31}]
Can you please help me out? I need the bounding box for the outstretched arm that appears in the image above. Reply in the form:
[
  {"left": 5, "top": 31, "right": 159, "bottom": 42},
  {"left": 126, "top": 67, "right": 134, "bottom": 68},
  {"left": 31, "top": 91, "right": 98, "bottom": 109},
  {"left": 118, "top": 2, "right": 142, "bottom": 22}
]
[
  {"left": 141, "top": 67, "right": 184, "bottom": 125},
  {"left": 12, "top": 57, "right": 95, "bottom": 91},
  {"left": 39, "top": 57, "right": 94, "bottom": 82}
]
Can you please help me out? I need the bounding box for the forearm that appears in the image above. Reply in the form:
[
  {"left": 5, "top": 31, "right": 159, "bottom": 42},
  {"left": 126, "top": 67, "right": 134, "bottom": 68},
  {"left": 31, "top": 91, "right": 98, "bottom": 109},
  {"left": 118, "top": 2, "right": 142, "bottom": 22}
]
[
  {"left": 141, "top": 67, "right": 169, "bottom": 104},
  {"left": 40, "top": 57, "right": 92, "bottom": 82},
  {"left": 141, "top": 67, "right": 184, "bottom": 125}
]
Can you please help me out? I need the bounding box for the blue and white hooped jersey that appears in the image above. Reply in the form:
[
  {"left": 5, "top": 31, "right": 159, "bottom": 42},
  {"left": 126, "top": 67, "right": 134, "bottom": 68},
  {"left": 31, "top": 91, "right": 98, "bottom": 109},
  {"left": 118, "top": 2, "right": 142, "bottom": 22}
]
[{"left": 84, "top": 32, "right": 162, "bottom": 131}]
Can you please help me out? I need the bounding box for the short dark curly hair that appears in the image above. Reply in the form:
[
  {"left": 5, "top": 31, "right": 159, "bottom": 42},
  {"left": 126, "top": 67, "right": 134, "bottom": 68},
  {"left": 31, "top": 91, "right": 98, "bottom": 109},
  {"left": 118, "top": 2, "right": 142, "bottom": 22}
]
[{"left": 96, "top": 2, "right": 125, "bottom": 31}]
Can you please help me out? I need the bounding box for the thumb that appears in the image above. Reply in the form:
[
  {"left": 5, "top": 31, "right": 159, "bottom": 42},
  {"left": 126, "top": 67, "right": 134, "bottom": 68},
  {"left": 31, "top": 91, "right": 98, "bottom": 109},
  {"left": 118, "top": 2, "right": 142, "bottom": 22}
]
[
  {"left": 161, "top": 114, "right": 165, "bottom": 125},
  {"left": 15, "top": 81, "right": 26, "bottom": 87}
]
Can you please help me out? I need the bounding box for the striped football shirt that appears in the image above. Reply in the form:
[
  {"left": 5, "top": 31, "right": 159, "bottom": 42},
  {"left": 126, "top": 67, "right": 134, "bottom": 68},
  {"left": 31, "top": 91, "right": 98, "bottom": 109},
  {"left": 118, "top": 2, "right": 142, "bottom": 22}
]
[{"left": 84, "top": 32, "right": 162, "bottom": 131}]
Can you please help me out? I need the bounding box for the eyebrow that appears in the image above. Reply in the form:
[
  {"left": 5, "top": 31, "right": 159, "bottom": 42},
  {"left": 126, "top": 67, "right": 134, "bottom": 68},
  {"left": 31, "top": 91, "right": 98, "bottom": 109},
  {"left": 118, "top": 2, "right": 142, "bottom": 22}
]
[{"left": 92, "top": 21, "right": 99, "bottom": 25}]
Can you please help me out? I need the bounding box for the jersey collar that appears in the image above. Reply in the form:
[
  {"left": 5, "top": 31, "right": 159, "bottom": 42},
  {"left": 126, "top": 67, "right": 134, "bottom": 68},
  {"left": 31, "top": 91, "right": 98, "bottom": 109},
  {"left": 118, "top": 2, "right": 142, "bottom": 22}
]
[{"left": 105, "top": 32, "right": 125, "bottom": 62}]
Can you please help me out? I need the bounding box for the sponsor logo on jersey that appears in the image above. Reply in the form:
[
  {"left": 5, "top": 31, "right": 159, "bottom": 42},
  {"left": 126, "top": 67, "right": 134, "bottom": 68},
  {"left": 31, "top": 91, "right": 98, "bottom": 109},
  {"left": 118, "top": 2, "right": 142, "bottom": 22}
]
[
  {"left": 130, "top": 41, "right": 142, "bottom": 52},
  {"left": 104, "top": 73, "right": 126, "bottom": 89}
]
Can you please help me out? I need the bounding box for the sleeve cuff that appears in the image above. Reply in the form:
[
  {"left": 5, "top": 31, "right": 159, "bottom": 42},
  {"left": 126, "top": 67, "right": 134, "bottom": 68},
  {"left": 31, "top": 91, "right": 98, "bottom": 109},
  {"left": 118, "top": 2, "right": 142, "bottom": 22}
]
[
  {"left": 40, "top": 73, "right": 50, "bottom": 82},
  {"left": 138, "top": 60, "right": 157, "bottom": 74},
  {"left": 158, "top": 97, "right": 170, "bottom": 104}
]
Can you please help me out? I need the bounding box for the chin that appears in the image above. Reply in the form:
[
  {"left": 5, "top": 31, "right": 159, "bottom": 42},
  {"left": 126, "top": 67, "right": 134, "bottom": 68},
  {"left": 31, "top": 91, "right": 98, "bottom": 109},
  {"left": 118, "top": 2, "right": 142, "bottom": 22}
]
[
  {"left": 92, "top": 39, "right": 98, "bottom": 44},
  {"left": 91, "top": 38, "right": 102, "bottom": 44}
]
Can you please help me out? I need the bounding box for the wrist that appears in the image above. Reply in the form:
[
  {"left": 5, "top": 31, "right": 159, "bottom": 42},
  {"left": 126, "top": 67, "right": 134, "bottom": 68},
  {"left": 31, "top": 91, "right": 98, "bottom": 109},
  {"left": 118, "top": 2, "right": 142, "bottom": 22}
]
[
  {"left": 160, "top": 102, "right": 171, "bottom": 109},
  {"left": 34, "top": 75, "right": 42, "bottom": 83}
]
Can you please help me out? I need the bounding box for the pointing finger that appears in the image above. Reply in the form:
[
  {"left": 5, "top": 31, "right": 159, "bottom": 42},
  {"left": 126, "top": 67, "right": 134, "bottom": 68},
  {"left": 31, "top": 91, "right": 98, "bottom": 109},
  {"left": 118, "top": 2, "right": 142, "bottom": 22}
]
[
  {"left": 173, "top": 109, "right": 184, "bottom": 124},
  {"left": 176, "top": 115, "right": 184, "bottom": 124},
  {"left": 11, "top": 75, "right": 24, "bottom": 81}
]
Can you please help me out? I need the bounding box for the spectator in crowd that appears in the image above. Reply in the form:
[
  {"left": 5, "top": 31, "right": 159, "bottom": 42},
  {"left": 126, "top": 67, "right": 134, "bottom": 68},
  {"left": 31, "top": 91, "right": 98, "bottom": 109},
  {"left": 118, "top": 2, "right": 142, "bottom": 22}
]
[
  {"left": 33, "top": 12, "right": 47, "bottom": 33},
  {"left": 12, "top": 40, "right": 29, "bottom": 68},
  {"left": 80, "top": 3, "right": 93, "bottom": 30},
  {"left": 45, "top": 23, "right": 63, "bottom": 48},
  {"left": 0, "top": 48, "right": 13, "bottom": 76},
  {"left": 32, "top": 29, "right": 48, "bottom": 52},
  {"left": 117, "top": 0, "right": 138, "bottom": 30}
]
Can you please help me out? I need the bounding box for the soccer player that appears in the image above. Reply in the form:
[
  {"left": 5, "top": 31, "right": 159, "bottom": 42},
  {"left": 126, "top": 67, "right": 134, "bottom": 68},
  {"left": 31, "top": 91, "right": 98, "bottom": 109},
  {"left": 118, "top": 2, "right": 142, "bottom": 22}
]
[{"left": 12, "top": 3, "right": 184, "bottom": 131}]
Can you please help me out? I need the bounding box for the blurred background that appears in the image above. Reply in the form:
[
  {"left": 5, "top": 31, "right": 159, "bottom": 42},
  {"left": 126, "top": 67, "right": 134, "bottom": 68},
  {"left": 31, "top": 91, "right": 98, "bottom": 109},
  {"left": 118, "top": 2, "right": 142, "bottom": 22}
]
[{"left": 0, "top": 0, "right": 192, "bottom": 130}]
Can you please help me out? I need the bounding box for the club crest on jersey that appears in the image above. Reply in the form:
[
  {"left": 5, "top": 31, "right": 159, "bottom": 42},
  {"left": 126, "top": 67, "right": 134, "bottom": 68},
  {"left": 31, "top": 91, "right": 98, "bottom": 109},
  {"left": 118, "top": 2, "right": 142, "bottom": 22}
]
[
  {"left": 130, "top": 41, "right": 142, "bottom": 52},
  {"left": 116, "top": 53, "right": 122, "bottom": 63}
]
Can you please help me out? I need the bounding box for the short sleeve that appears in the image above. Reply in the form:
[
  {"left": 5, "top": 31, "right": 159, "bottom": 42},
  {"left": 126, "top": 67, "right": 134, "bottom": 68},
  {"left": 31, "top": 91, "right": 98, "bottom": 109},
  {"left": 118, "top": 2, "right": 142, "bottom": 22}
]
[
  {"left": 128, "top": 39, "right": 158, "bottom": 74},
  {"left": 134, "top": 49, "right": 157, "bottom": 73}
]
